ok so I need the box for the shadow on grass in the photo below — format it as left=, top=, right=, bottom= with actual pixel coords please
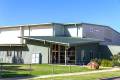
left=2, top=65, right=33, bottom=71
left=0, top=64, right=34, bottom=79
left=0, top=71, right=32, bottom=78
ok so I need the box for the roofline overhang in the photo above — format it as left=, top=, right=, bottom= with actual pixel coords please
left=20, top=37, right=102, bottom=47
left=0, top=44, right=25, bottom=46
left=21, top=37, right=70, bottom=46
left=0, top=23, right=53, bottom=29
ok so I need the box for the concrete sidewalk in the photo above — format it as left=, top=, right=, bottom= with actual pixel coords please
left=31, top=68, right=120, bottom=79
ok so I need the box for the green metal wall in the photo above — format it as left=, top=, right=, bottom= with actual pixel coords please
left=99, top=45, right=120, bottom=59
left=75, top=43, right=100, bottom=65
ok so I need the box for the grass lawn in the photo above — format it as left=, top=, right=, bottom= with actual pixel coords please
left=0, top=64, right=105, bottom=78
left=34, top=71, right=120, bottom=80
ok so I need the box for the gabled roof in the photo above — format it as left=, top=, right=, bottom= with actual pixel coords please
left=22, top=36, right=103, bottom=46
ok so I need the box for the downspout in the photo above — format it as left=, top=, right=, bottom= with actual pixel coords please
left=75, top=24, right=78, bottom=37
left=28, top=25, right=31, bottom=44
left=20, top=26, right=24, bottom=44
left=28, top=25, right=30, bottom=37
left=63, top=25, right=66, bottom=37
left=52, top=23, right=55, bottom=36
left=19, top=26, right=24, bottom=62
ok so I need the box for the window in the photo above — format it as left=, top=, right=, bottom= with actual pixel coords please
left=90, top=50, right=94, bottom=59
left=81, top=50, right=85, bottom=61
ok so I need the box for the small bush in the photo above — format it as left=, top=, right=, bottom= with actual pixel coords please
left=90, top=59, right=113, bottom=67
left=101, top=59, right=112, bottom=67
left=112, top=60, right=120, bottom=66
left=87, top=61, right=99, bottom=69
left=91, top=58, right=101, bottom=65
left=112, top=52, right=120, bottom=67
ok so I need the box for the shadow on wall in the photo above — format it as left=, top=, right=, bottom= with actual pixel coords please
left=0, top=46, right=29, bottom=64
left=99, top=45, right=113, bottom=59
left=11, top=46, right=29, bottom=64
left=64, top=27, right=72, bottom=37
left=12, top=56, right=24, bottom=64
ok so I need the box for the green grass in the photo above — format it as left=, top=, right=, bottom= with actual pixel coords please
left=35, top=71, right=120, bottom=80
left=0, top=64, right=98, bottom=78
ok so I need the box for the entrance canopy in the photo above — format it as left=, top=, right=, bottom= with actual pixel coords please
left=21, top=36, right=103, bottom=46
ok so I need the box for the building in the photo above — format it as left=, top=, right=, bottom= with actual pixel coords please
left=0, top=23, right=120, bottom=65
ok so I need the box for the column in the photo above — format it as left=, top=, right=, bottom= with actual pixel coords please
left=20, top=26, right=24, bottom=44
left=58, top=45, right=60, bottom=64
left=65, top=47, right=67, bottom=65
left=75, top=47, right=76, bottom=65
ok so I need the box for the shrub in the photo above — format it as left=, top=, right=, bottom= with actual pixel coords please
left=101, top=59, right=112, bottom=67
left=91, top=58, right=101, bottom=65
left=112, top=60, right=120, bottom=66
left=90, top=58, right=113, bottom=67
left=87, top=61, right=99, bottom=69
left=112, top=52, right=120, bottom=67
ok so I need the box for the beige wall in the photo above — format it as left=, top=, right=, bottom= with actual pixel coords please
left=0, top=27, right=21, bottom=44
left=24, top=25, right=53, bottom=36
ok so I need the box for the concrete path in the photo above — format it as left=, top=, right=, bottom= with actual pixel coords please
left=31, top=68, right=120, bottom=79
left=101, top=77, right=120, bottom=80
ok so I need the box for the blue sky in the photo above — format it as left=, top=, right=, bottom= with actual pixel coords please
left=0, top=0, right=120, bottom=32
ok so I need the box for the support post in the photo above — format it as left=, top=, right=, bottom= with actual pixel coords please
left=48, top=47, right=50, bottom=64
left=75, top=47, right=76, bottom=65
left=58, top=45, right=60, bottom=64
left=50, top=44, right=52, bottom=64
left=20, top=26, right=24, bottom=44
left=65, top=47, right=67, bottom=65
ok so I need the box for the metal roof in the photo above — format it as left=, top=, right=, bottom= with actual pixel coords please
left=22, top=36, right=103, bottom=46
left=0, top=22, right=119, bottom=34
left=0, top=23, right=52, bottom=29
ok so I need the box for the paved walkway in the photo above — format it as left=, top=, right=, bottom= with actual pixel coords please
left=101, top=77, right=120, bottom=80
left=31, top=68, right=120, bottom=79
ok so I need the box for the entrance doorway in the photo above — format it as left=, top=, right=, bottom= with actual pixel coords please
left=51, top=45, right=61, bottom=64
left=51, top=44, right=75, bottom=64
